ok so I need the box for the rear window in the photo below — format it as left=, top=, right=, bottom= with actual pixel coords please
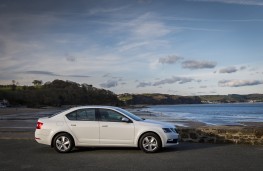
left=66, top=108, right=96, bottom=121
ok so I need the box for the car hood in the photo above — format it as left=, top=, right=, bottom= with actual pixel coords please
left=138, top=119, right=175, bottom=128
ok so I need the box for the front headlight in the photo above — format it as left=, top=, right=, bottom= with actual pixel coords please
left=171, top=128, right=178, bottom=133
left=162, top=128, right=172, bottom=133
left=163, top=128, right=178, bottom=133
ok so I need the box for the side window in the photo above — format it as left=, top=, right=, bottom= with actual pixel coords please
left=99, top=109, right=127, bottom=122
left=66, top=109, right=95, bottom=121
left=85, top=109, right=96, bottom=121
left=66, top=111, right=77, bottom=120
left=77, top=110, right=88, bottom=120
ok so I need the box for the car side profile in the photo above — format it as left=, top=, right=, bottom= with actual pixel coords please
left=35, top=106, right=179, bottom=153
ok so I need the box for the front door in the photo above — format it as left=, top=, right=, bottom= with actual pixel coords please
left=98, top=109, right=134, bottom=145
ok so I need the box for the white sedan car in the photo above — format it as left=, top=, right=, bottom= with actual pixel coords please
left=35, top=106, right=179, bottom=153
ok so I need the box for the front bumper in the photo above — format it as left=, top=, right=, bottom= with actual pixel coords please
left=163, top=133, right=179, bottom=147
left=167, top=138, right=178, bottom=144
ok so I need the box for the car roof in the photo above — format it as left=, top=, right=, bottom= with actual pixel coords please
left=68, top=105, right=120, bottom=111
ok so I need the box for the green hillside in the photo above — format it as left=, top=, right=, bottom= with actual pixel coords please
left=200, top=94, right=263, bottom=103
left=118, top=93, right=263, bottom=105
left=0, top=80, right=121, bottom=107
left=118, top=93, right=202, bottom=105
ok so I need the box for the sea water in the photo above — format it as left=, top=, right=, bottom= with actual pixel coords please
left=146, top=103, right=263, bottom=126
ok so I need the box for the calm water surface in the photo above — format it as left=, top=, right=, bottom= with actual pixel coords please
left=146, top=103, right=263, bottom=125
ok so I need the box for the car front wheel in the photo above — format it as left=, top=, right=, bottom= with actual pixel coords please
left=139, top=133, right=161, bottom=153
left=53, top=133, right=74, bottom=153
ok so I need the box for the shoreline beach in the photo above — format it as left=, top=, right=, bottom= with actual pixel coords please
left=0, top=107, right=262, bottom=145
left=1, top=106, right=263, bottom=128
left=126, top=107, right=263, bottom=128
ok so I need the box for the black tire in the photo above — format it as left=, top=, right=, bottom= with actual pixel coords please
left=53, top=133, right=74, bottom=153
left=139, top=132, right=161, bottom=153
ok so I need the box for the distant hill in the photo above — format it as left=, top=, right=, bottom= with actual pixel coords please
left=118, top=93, right=263, bottom=105
left=118, top=93, right=202, bottom=105
left=1, top=80, right=262, bottom=107
left=199, top=94, right=263, bottom=103
left=0, top=80, right=121, bottom=107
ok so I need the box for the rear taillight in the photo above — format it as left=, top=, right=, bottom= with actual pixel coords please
left=36, top=121, right=43, bottom=129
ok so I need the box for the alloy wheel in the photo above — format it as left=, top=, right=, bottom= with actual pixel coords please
left=142, top=136, right=158, bottom=152
left=55, top=136, right=71, bottom=152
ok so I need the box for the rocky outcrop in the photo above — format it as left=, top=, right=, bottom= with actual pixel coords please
left=178, top=126, right=263, bottom=145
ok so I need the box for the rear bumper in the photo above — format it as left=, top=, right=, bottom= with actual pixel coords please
left=35, top=129, right=51, bottom=145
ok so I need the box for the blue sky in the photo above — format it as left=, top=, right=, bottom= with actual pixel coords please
left=0, top=0, right=263, bottom=95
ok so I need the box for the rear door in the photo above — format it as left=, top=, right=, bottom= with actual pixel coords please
left=98, top=109, right=135, bottom=145
left=65, top=108, right=99, bottom=145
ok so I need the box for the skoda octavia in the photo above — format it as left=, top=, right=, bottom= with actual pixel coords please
left=35, top=106, right=179, bottom=153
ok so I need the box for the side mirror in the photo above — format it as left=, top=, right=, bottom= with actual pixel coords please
left=121, top=117, right=130, bottom=123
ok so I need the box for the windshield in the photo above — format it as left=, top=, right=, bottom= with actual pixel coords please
left=116, top=108, right=143, bottom=121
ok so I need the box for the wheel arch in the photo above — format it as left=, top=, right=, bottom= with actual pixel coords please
left=137, top=131, right=163, bottom=148
left=51, top=131, right=75, bottom=148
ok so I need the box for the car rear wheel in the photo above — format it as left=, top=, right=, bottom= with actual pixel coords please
left=53, top=133, right=74, bottom=153
left=139, top=133, right=161, bottom=153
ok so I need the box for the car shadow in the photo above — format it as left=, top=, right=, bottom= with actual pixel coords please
left=161, top=142, right=228, bottom=153
left=72, top=146, right=140, bottom=153
left=70, top=142, right=227, bottom=154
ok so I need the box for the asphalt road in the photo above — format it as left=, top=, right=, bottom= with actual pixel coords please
left=0, top=140, right=262, bottom=171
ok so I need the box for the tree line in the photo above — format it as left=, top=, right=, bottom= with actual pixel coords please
left=2, top=79, right=261, bottom=107
left=118, top=93, right=202, bottom=105
left=0, top=80, right=121, bottom=107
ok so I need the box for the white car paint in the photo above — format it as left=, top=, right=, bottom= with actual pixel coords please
left=35, top=106, right=179, bottom=152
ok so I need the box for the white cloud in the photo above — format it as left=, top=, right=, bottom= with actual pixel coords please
left=23, top=70, right=91, bottom=78
left=182, top=60, right=217, bottom=69
left=112, top=13, right=171, bottom=53
left=218, top=80, right=263, bottom=87
left=100, top=80, right=118, bottom=88
left=125, top=13, right=171, bottom=39
left=136, top=76, right=196, bottom=87
left=219, top=66, right=238, bottom=73
left=136, top=82, right=152, bottom=88
left=149, top=59, right=160, bottom=70
left=153, top=76, right=194, bottom=86
left=159, top=55, right=183, bottom=64
left=118, top=41, right=149, bottom=52
left=240, top=66, right=247, bottom=70
left=132, top=21, right=170, bottom=38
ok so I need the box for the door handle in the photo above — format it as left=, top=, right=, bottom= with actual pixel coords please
left=102, top=125, right=108, bottom=127
left=71, top=124, right=76, bottom=126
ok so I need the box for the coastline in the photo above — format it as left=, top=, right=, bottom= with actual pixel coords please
left=0, top=107, right=262, bottom=145
left=126, top=108, right=207, bottom=128
left=127, top=108, right=263, bottom=145
left=126, top=107, right=263, bottom=128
